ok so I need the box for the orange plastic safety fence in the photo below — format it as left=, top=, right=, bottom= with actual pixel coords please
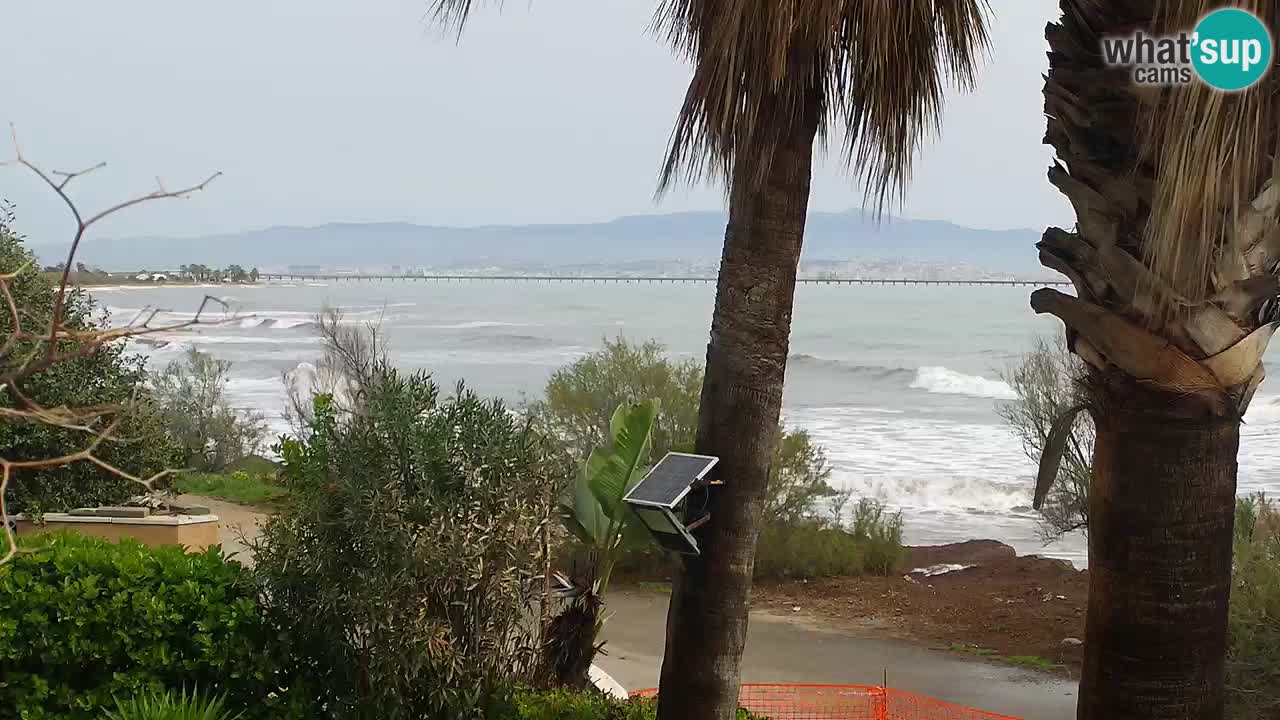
left=630, top=684, right=1023, bottom=720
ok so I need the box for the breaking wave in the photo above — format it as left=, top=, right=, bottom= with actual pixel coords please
left=789, top=354, right=1014, bottom=400
left=909, top=366, right=1016, bottom=400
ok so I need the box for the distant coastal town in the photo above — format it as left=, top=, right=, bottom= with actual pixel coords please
left=52, top=257, right=1060, bottom=286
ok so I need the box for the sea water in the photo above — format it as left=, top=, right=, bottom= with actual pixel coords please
left=94, top=281, right=1280, bottom=567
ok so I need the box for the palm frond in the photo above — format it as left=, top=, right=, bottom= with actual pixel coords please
left=1140, top=0, right=1279, bottom=309
left=426, top=0, right=497, bottom=33
left=655, top=0, right=991, bottom=208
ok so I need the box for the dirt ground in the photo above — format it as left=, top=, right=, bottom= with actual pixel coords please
left=752, top=540, right=1088, bottom=675
left=178, top=494, right=268, bottom=565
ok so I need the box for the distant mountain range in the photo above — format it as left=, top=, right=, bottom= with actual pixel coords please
left=33, top=209, right=1046, bottom=274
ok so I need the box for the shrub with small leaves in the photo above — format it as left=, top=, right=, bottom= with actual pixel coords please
left=0, top=534, right=290, bottom=720
left=252, top=366, right=566, bottom=720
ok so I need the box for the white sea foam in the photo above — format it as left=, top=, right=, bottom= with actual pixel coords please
left=423, top=320, right=531, bottom=330
left=238, top=316, right=315, bottom=329
left=182, top=334, right=323, bottom=345
left=911, top=563, right=975, bottom=577
left=909, top=366, right=1016, bottom=400
left=1245, top=394, right=1280, bottom=425
left=398, top=346, right=591, bottom=367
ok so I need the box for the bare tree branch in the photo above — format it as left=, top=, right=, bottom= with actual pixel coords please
left=1, top=131, right=224, bottom=564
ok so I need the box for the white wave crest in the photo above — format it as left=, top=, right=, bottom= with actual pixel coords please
left=1245, top=394, right=1280, bottom=425
left=909, top=366, right=1015, bottom=400
left=238, top=316, right=314, bottom=329
left=424, top=320, right=530, bottom=330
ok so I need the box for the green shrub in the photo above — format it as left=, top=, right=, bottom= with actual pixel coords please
left=1227, top=495, right=1280, bottom=720
left=252, top=367, right=565, bottom=720
left=0, top=209, right=183, bottom=513
left=754, top=501, right=904, bottom=580
left=0, top=534, right=287, bottom=720
left=848, top=498, right=907, bottom=575
left=755, top=521, right=870, bottom=579
left=613, top=499, right=904, bottom=582
left=106, top=688, right=243, bottom=720
left=150, top=348, right=268, bottom=471
left=531, top=337, right=836, bottom=527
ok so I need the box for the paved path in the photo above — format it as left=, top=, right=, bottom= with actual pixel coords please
left=597, top=591, right=1077, bottom=720
left=179, top=494, right=266, bottom=566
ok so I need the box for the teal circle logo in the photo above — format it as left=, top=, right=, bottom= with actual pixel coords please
left=1192, top=9, right=1273, bottom=91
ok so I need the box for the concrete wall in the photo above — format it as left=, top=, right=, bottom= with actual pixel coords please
left=16, top=515, right=221, bottom=552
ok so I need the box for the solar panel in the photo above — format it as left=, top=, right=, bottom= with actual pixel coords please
left=624, top=452, right=719, bottom=508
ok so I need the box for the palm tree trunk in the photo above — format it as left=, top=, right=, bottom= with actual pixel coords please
left=1078, top=382, right=1239, bottom=720
left=656, top=106, right=819, bottom=720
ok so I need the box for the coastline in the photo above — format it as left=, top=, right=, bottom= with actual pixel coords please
left=752, top=540, right=1087, bottom=676
left=622, top=539, right=1087, bottom=678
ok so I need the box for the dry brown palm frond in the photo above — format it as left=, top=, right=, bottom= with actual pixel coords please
left=1139, top=0, right=1279, bottom=313
left=654, top=0, right=990, bottom=208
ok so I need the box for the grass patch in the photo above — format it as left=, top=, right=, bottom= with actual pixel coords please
left=1005, top=655, right=1057, bottom=672
left=949, top=645, right=1055, bottom=672
left=636, top=581, right=672, bottom=594
left=173, top=470, right=287, bottom=508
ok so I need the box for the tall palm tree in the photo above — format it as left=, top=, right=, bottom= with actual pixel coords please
left=649, top=5, right=986, bottom=719
left=1036, top=2, right=1278, bottom=717
left=428, top=3, right=989, bottom=718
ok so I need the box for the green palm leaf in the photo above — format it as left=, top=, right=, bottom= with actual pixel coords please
left=589, top=399, right=658, bottom=523
left=560, top=448, right=611, bottom=545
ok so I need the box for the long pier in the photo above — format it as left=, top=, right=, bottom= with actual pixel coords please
left=261, top=273, right=1068, bottom=288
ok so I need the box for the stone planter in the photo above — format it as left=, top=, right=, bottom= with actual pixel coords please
left=15, top=508, right=221, bottom=552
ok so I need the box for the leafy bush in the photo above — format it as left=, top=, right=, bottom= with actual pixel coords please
left=1227, top=495, right=1280, bottom=720
left=754, top=521, right=871, bottom=579
left=615, top=498, right=904, bottom=582
left=533, top=337, right=701, bottom=462
left=252, top=366, right=565, bottom=720
left=754, top=500, right=904, bottom=580
left=0, top=211, right=182, bottom=513
left=532, top=337, right=837, bottom=527
left=0, top=534, right=286, bottom=720
left=150, top=348, right=268, bottom=471
left=107, top=689, right=243, bottom=720
left=848, top=497, right=907, bottom=575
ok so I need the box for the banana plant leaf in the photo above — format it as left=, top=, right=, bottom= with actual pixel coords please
left=559, top=399, right=658, bottom=551
left=560, top=449, right=610, bottom=546
left=589, top=399, right=658, bottom=522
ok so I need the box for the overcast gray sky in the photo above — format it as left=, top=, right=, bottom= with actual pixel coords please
left=2, top=1, right=1072, bottom=243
